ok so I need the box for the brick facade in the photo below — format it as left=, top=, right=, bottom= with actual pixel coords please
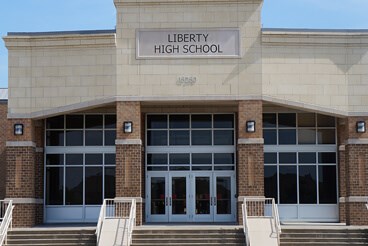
left=339, top=117, right=368, bottom=225
left=237, top=100, right=264, bottom=224
left=0, top=103, right=7, bottom=200
left=116, top=101, right=144, bottom=225
left=5, top=119, right=44, bottom=227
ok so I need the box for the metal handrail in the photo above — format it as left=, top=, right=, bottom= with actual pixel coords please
left=242, top=197, right=281, bottom=246
left=0, top=200, right=14, bottom=246
left=95, top=198, right=136, bottom=246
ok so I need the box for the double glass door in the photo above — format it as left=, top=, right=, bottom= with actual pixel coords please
left=146, top=171, right=235, bottom=223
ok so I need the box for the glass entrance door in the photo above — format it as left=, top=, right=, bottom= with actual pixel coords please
left=192, top=172, right=235, bottom=222
left=146, top=173, right=189, bottom=222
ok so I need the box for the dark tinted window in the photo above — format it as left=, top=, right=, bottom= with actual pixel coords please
left=85, top=167, right=103, bottom=205
left=192, top=115, right=212, bottom=128
left=46, top=167, right=63, bottom=205
left=65, top=167, right=83, bottom=205
left=66, top=115, right=84, bottom=129
left=214, top=114, right=234, bottom=128
left=264, top=166, right=278, bottom=203
left=46, top=116, right=64, bottom=129
left=85, top=115, right=103, bottom=129
left=279, top=166, right=297, bottom=204
left=319, top=166, right=337, bottom=204
left=263, top=113, right=276, bottom=128
left=299, top=166, right=317, bottom=204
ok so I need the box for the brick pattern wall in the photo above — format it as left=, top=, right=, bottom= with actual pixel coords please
left=238, top=100, right=262, bottom=139
left=12, top=204, right=43, bottom=227
left=0, top=103, right=7, bottom=199
left=116, top=101, right=143, bottom=225
left=341, top=116, right=368, bottom=225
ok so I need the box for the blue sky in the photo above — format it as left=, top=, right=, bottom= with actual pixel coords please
left=1, top=0, right=368, bottom=88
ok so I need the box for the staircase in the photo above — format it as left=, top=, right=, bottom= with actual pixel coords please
left=131, top=226, right=245, bottom=246
left=281, top=227, right=368, bottom=246
left=5, top=228, right=96, bottom=246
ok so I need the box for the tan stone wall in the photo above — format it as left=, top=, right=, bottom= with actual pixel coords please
left=5, top=33, right=116, bottom=116
left=115, top=0, right=262, bottom=98
left=0, top=103, right=7, bottom=199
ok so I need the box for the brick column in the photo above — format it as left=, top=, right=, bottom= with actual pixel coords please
left=116, top=101, right=143, bottom=225
left=340, top=117, right=368, bottom=225
left=0, top=103, right=8, bottom=200
left=237, top=100, right=264, bottom=224
left=6, top=119, right=44, bottom=227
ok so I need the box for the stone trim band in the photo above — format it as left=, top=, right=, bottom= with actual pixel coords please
left=5, top=198, right=43, bottom=204
left=238, top=138, right=264, bottom=145
left=339, top=196, right=368, bottom=203
left=6, top=141, right=36, bottom=148
left=115, top=139, right=142, bottom=145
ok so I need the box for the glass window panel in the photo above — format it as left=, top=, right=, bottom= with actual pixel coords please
left=46, top=131, right=64, bottom=146
left=279, top=166, right=297, bottom=204
left=46, top=154, right=64, bottom=165
left=264, top=166, right=278, bottom=203
left=318, top=153, right=336, bottom=164
left=66, top=130, right=83, bottom=146
left=85, top=167, right=103, bottom=205
left=216, top=177, right=231, bottom=214
left=65, top=167, right=83, bottom=205
left=46, top=116, right=64, bottom=129
left=105, top=154, right=116, bottom=165
left=85, top=130, right=103, bottom=146
left=169, top=130, right=189, bottom=145
left=85, top=154, right=103, bottom=165
left=192, top=153, right=212, bottom=165
left=264, top=129, right=277, bottom=145
left=104, top=130, right=116, bottom=146
left=299, top=166, right=317, bottom=204
left=298, top=129, right=316, bottom=144
left=264, top=153, right=277, bottom=164
left=169, top=115, right=189, bottom=129
left=299, top=153, right=316, bottom=164
left=298, top=113, right=316, bottom=127
left=263, top=113, right=277, bottom=128
left=214, top=114, right=234, bottom=128
left=169, top=154, right=190, bottom=165
left=214, top=130, right=234, bottom=145
left=196, top=177, right=210, bottom=214
left=104, top=115, right=116, bottom=129
left=105, top=167, right=115, bottom=199
left=191, top=115, right=212, bottom=128
left=66, top=115, right=84, bottom=129
left=85, top=115, right=103, bottom=129
left=279, top=129, right=296, bottom=145
left=317, top=114, right=335, bottom=127
left=214, top=166, right=234, bottom=171
left=192, top=130, right=212, bottom=145
left=151, top=177, right=166, bottom=215
left=319, top=166, right=337, bottom=204
left=317, top=129, right=336, bottom=144
left=147, top=154, right=168, bottom=165
left=147, top=131, right=167, bottom=146
left=279, top=152, right=297, bottom=164
left=278, top=113, right=296, bottom=128
left=192, top=166, right=212, bottom=171
left=147, top=166, right=168, bottom=171
left=66, top=154, right=83, bottom=165
left=46, top=167, right=63, bottom=205
left=147, top=115, right=167, bottom=129
left=214, top=153, right=234, bottom=165
left=172, top=177, right=187, bottom=214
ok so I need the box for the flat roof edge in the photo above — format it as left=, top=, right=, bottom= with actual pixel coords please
left=262, top=28, right=368, bottom=34
left=7, top=29, right=116, bottom=37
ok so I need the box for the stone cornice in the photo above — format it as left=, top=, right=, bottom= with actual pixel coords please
left=3, top=32, right=116, bottom=49
left=262, top=29, right=368, bottom=47
left=114, top=0, right=262, bottom=6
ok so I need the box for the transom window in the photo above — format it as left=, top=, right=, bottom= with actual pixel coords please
left=263, top=112, right=337, bottom=205
left=146, top=114, right=235, bottom=171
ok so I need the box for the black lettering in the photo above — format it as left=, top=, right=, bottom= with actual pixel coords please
left=183, top=45, right=189, bottom=53
left=190, top=34, right=195, bottom=42
left=203, top=33, right=209, bottom=42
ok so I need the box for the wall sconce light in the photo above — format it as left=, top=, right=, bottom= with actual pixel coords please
left=14, top=124, right=24, bottom=136
left=356, top=121, right=366, bottom=133
left=246, top=121, right=256, bottom=133
left=123, top=121, right=133, bottom=133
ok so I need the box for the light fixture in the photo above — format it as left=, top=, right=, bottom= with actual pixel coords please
left=246, top=121, right=256, bottom=133
left=356, top=121, right=366, bottom=133
left=123, top=121, right=133, bottom=133
left=14, top=124, right=24, bottom=136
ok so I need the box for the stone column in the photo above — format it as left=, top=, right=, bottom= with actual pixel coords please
left=340, top=116, right=368, bottom=225
left=6, top=119, right=44, bottom=227
left=237, top=100, right=264, bottom=224
left=115, top=101, right=143, bottom=225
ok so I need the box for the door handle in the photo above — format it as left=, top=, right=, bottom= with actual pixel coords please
left=165, top=197, right=168, bottom=206
left=210, top=197, right=213, bottom=206
left=214, top=197, right=217, bottom=206
left=169, top=197, right=172, bottom=206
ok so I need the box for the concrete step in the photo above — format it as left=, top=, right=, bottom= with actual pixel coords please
left=281, top=233, right=368, bottom=238
left=132, top=233, right=245, bottom=239
left=132, top=238, right=245, bottom=243
left=281, top=237, right=368, bottom=243
left=5, top=228, right=96, bottom=246
left=281, top=243, right=368, bottom=246
left=131, top=244, right=245, bottom=246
